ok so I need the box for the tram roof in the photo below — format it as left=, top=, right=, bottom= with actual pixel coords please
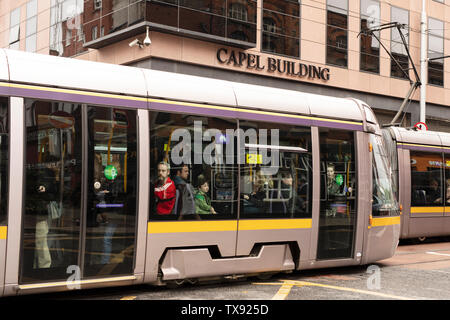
left=1, top=49, right=368, bottom=124
left=388, top=126, right=450, bottom=148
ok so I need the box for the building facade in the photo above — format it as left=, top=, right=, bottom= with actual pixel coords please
left=1, top=0, right=449, bottom=131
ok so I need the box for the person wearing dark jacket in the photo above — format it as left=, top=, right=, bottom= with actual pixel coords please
left=25, top=167, right=57, bottom=269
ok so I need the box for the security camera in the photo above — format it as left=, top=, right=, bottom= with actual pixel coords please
left=129, top=38, right=143, bottom=48
left=143, top=26, right=151, bottom=46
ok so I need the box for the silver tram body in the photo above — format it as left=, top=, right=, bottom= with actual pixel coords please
left=383, top=127, right=450, bottom=240
left=0, top=50, right=399, bottom=296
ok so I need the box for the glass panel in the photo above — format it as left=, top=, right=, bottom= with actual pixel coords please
left=327, top=8, right=347, bottom=28
left=21, top=100, right=82, bottom=283
left=179, top=0, right=225, bottom=16
left=27, top=0, right=38, bottom=18
left=263, top=11, right=299, bottom=37
left=262, top=33, right=299, bottom=57
left=370, top=135, right=398, bottom=216
left=84, top=106, right=137, bottom=277
left=149, top=112, right=238, bottom=220
left=410, top=151, right=444, bottom=207
left=26, top=16, right=37, bottom=37
left=239, top=121, right=312, bottom=219
left=0, top=98, right=8, bottom=226
left=391, top=52, right=409, bottom=79
left=146, top=1, right=178, bottom=27
left=328, top=0, right=347, bottom=14
left=317, top=129, right=356, bottom=260
left=179, top=7, right=226, bottom=37
left=263, top=0, right=300, bottom=16
left=445, top=154, right=450, bottom=206
left=227, top=19, right=256, bottom=43
left=25, top=34, right=37, bottom=52
left=10, top=8, right=21, bottom=27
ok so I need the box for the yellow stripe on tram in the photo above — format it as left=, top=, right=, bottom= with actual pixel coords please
left=371, top=216, right=400, bottom=227
left=148, top=219, right=313, bottom=234
left=148, top=220, right=238, bottom=234
left=238, top=219, right=312, bottom=231
left=0, top=226, right=7, bottom=240
left=410, top=207, right=445, bottom=214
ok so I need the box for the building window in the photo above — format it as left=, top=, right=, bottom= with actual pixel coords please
left=360, top=0, right=380, bottom=74
left=428, top=18, right=444, bottom=86
left=326, top=0, right=348, bottom=67
left=25, top=0, right=38, bottom=53
left=50, top=0, right=85, bottom=57
left=9, top=8, right=21, bottom=50
left=390, top=7, right=409, bottom=79
left=262, top=0, right=300, bottom=58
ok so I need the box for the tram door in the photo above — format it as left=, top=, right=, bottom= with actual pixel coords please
left=20, top=101, right=137, bottom=284
left=317, top=129, right=357, bottom=260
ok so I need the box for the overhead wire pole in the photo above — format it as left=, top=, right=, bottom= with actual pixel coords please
left=420, top=0, right=427, bottom=124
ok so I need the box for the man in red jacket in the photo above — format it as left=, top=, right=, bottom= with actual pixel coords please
left=154, top=161, right=176, bottom=215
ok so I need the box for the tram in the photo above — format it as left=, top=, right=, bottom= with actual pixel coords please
left=383, top=127, right=450, bottom=241
left=0, top=49, right=399, bottom=296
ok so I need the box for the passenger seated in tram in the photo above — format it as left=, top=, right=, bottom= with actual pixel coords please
left=153, top=161, right=176, bottom=215
left=194, top=175, right=217, bottom=215
left=241, top=168, right=269, bottom=214
left=428, top=178, right=443, bottom=204
left=446, top=179, right=450, bottom=204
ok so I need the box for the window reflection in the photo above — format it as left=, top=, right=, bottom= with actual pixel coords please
left=21, top=99, right=82, bottom=283
left=360, top=0, right=380, bottom=74
left=327, top=0, right=348, bottom=67
left=239, top=121, right=312, bottom=219
left=0, top=98, right=8, bottom=226
left=262, top=0, right=300, bottom=58
left=410, top=151, right=444, bottom=207
left=428, top=18, right=444, bottom=86
left=149, top=112, right=238, bottom=220
left=317, top=129, right=356, bottom=260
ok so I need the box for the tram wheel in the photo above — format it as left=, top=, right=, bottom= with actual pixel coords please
left=417, top=237, right=427, bottom=242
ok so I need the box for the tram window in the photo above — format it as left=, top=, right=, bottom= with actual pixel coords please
left=149, top=112, right=238, bottom=220
left=410, top=151, right=444, bottom=207
left=370, top=135, right=398, bottom=216
left=0, top=98, right=8, bottom=226
left=239, top=121, right=312, bottom=219
left=84, top=106, right=137, bottom=277
left=445, top=154, right=450, bottom=205
left=317, top=128, right=356, bottom=260
left=21, top=99, right=82, bottom=282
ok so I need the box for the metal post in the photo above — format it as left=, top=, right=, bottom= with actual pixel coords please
left=420, top=0, right=427, bottom=124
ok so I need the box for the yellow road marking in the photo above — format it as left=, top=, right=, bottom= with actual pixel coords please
left=271, top=281, right=298, bottom=300
left=254, top=280, right=417, bottom=300
left=120, top=296, right=137, bottom=300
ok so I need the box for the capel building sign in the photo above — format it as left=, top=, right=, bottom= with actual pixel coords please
left=217, top=48, right=330, bottom=81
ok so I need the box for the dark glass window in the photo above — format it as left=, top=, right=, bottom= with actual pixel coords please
left=428, top=18, right=444, bottom=86
left=370, top=135, right=398, bottom=216
left=50, top=0, right=86, bottom=57
left=262, top=0, right=300, bottom=58
left=445, top=154, right=450, bottom=206
left=317, top=129, right=357, bottom=260
left=327, top=0, right=348, bottom=67
left=360, top=0, right=380, bottom=74
left=21, top=100, right=82, bottom=282
left=0, top=98, right=8, bottom=226
left=239, top=121, right=312, bottom=219
left=87, top=0, right=256, bottom=46
left=390, top=7, right=409, bottom=79
left=410, top=151, right=444, bottom=207
left=149, top=112, right=238, bottom=221
left=84, top=106, right=137, bottom=277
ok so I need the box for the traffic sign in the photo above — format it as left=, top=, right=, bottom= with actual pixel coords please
left=414, top=122, right=428, bottom=131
